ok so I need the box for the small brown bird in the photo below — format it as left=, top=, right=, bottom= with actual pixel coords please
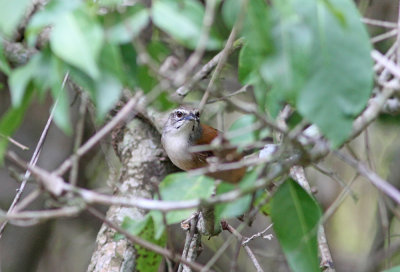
left=161, top=106, right=246, bottom=183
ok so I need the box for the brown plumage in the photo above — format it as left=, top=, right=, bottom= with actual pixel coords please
left=162, top=107, right=246, bottom=183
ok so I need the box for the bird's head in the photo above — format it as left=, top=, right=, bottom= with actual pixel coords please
left=162, top=106, right=202, bottom=141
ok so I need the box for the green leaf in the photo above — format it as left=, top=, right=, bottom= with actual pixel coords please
left=295, top=0, right=373, bottom=147
left=94, top=73, right=122, bottom=119
left=0, top=0, right=31, bottom=37
left=159, top=173, right=214, bottom=224
left=9, top=49, right=59, bottom=107
left=0, top=86, right=34, bottom=162
left=50, top=78, right=72, bottom=135
left=149, top=210, right=165, bottom=240
left=50, top=9, right=103, bottom=79
left=121, top=215, right=151, bottom=236
left=254, top=190, right=271, bottom=216
left=104, top=5, right=150, bottom=44
left=270, top=179, right=321, bottom=272
left=228, top=114, right=257, bottom=146
left=9, top=57, right=37, bottom=107
left=26, top=0, right=81, bottom=46
left=240, top=0, right=373, bottom=146
left=0, top=42, right=10, bottom=75
left=135, top=217, right=166, bottom=272
left=92, top=43, right=124, bottom=119
left=222, top=0, right=240, bottom=29
left=152, top=0, right=223, bottom=50
left=137, top=65, right=158, bottom=93
left=383, top=266, right=400, bottom=272
left=215, top=169, right=259, bottom=222
left=120, top=215, right=165, bottom=272
left=120, top=44, right=138, bottom=89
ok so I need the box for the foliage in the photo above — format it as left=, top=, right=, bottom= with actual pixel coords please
left=159, top=172, right=214, bottom=224
left=119, top=216, right=166, bottom=272
left=270, top=179, right=322, bottom=272
left=0, top=0, right=384, bottom=271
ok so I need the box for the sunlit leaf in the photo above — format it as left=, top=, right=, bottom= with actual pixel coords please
left=94, top=73, right=122, bottom=119
left=152, top=0, right=223, bottom=50
left=0, top=87, right=34, bottom=162
left=26, top=0, right=81, bottom=46
left=0, top=0, right=31, bottom=37
left=104, top=5, right=150, bottom=44
left=159, top=172, right=214, bottom=224
left=383, top=266, right=400, bottom=272
left=50, top=9, right=103, bottom=79
left=295, top=0, right=373, bottom=147
left=228, top=114, right=257, bottom=146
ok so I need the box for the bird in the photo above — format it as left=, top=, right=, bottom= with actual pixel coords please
left=161, top=106, right=246, bottom=183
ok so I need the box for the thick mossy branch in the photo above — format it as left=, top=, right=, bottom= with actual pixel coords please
left=87, top=117, right=177, bottom=272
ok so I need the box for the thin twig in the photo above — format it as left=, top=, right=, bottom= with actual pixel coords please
left=206, top=85, right=249, bottom=104
left=69, top=94, right=88, bottom=186
left=55, top=94, right=141, bottom=176
left=0, top=134, right=29, bottom=150
left=224, top=224, right=264, bottom=272
left=242, top=224, right=274, bottom=246
left=174, top=0, right=218, bottom=86
left=198, top=23, right=239, bottom=111
left=333, top=151, right=400, bottom=205
left=174, top=39, right=244, bottom=99
left=371, top=29, right=397, bottom=44
left=312, top=163, right=358, bottom=201
left=362, top=18, right=398, bottom=28
left=0, top=72, right=69, bottom=238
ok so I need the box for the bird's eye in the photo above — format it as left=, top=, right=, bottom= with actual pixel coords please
left=176, top=111, right=183, bottom=118
left=195, top=111, right=200, bottom=118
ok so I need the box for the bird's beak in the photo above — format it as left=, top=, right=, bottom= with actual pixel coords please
left=183, top=113, right=197, bottom=121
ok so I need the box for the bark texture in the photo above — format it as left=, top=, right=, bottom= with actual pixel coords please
left=87, top=117, right=176, bottom=272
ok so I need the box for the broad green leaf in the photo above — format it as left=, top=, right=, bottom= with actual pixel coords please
left=120, top=44, right=138, bottom=89
left=159, top=173, right=214, bottom=224
left=50, top=9, right=103, bottom=79
left=215, top=169, right=259, bottom=222
left=384, top=266, right=400, bottom=272
left=0, top=42, right=10, bottom=75
left=152, top=0, right=223, bottom=50
left=94, top=43, right=124, bottom=119
left=0, top=87, right=34, bottom=162
left=104, top=5, right=150, bottom=44
left=222, top=0, right=240, bottom=29
left=295, top=0, right=373, bottom=147
left=94, top=73, right=122, bottom=119
left=9, top=57, right=38, bottom=107
left=149, top=210, right=165, bottom=240
left=238, top=43, right=263, bottom=85
left=254, top=190, right=271, bottom=216
left=240, top=0, right=373, bottom=146
left=26, top=0, right=81, bottom=46
left=0, top=0, right=31, bottom=37
left=270, top=179, right=321, bottom=272
left=147, top=40, right=171, bottom=63
left=138, top=65, right=158, bottom=93
left=50, top=77, right=72, bottom=134
left=121, top=215, right=151, bottom=236
left=228, top=114, right=257, bottom=146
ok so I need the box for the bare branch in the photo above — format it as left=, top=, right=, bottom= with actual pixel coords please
left=0, top=72, right=69, bottom=238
